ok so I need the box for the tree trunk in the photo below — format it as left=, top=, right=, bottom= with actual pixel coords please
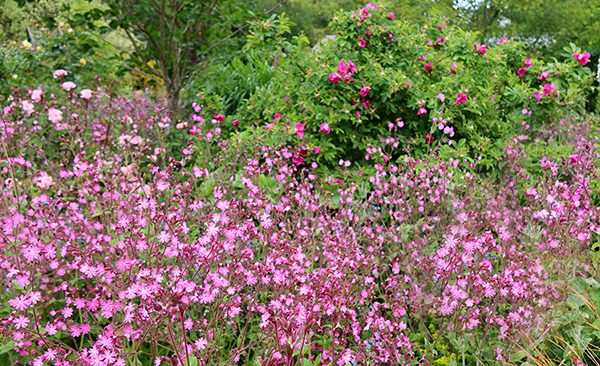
left=165, top=79, right=180, bottom=117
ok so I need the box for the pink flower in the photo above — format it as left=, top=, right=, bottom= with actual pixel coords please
left=338, top=61, right=348, bottom=77
left=52, top=69, right=68, bottom=78
left=450, top=62, right=458, bottom=75
left=232, top=119, right=239, bottom=128
left=365, top=2, right=379, bottom=10
left=543, top=83, right=555, bottom=96
left=285, top=96, right=289, bottom=103
left=436, top=37, right=445, bottom=46
left=36, top=171, right=54, bottom=190
left=569, top=154, right=581, bottom=164
left=265, top=123, right=275, bottom=131
left=61, top=81, right=76, bottom=91
left=424, top=62, right=434, bottom=73
left=359, top=37, right=366, bottom=48
left=572, top=52, right=591, bottom=65
left=48, top=108, right=63, bottom=123
left=348, top=60, right=357, bottom=72
left=360, top=86, right=371, bottom=96
left=497, top=37, right=508, bottom=44
left=273, top=113, right=282, bottom=123
left=360, top=8, right=370, bottom=16
left=474, top=43, right=487, bottom=54
left=456, top=92, right=468, bottom=105
left=314, top=146, right=321, bottom=154
left=417, top=108, right=427, bottom=115
left=21, top=100, right=34, bottom=116
left=388, top=13, right=395, bottom=20
left=320, top=123, right=331, bottom=134
left=524, top=58, right=532, bottom=67
left=539, top=71, right=550, bottom=81
left=295, top=123, right=305, bottom=139
left=80, top=89, right=92, bottom=100
left=533, top=92, right=542, bottom=102
left=437, top=93, right=445, bottom=102
left=517, top=68, right=527, bottom=77
left=214, top=114, right=224, bottom=123
left=31, top=88, right=43, bottom=102
left=329, top=73, right=343, bottom=83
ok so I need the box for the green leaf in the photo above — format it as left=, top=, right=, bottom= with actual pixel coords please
left=0, top=341, right=14, bottom=354
left=566, top=295, right=585, bottom=310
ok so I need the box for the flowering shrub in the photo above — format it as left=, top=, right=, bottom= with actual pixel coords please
left=0, top=21, right=122, bottom=99
left=202, top=3, right=594, bottom=171
left=0, top=67, right=598, bottom=366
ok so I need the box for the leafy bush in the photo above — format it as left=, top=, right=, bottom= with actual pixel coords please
left=0, top=20, right=125, bottom=99
left=200, top=3, right=594, bottom=172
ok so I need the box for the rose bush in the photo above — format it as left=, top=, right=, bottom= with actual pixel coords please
left=196, top=3, right=595, bottom=172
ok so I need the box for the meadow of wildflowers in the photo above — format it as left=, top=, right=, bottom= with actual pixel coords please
left=0, top=3, right=599, bottom=366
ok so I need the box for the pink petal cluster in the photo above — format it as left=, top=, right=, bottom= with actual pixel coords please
left=572, top=52, right=590, bottom=65
left=61, top=81, right=77, bottom=91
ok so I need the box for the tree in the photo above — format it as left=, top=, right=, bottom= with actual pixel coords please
left=67, top=0, right=284, bottom=114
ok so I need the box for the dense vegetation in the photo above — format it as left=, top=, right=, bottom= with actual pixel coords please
left=0, top=1, right=599, bottom=366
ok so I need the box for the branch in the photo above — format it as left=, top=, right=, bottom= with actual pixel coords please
left=198, top=0, right=287, bottom=59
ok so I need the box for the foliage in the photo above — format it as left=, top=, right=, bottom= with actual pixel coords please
left=0, top=20, right=126, bottom=98
left=199, top=4, right=594, bottom=173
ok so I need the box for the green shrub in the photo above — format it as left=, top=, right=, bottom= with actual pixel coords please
left=196, top=4, right=594, bottom=172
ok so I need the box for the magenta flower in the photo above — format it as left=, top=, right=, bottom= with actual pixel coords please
left=388, top=13, right=395, bottom=20
left=365, top=2, right=379, bottom=10
left=360, top=86, right=371, bottom=96
left=338, top=61, right=348, bottom=77
left=572, top=52, right=591, bottom=65
left=456, top=93, right=468, bottom=105
left=265, top=123, right=275, bottom=131
left=569, top=154, right=581, bottom=164
left=232, top=119, right=239, bottom=128
left=524, top=58, right=532, bottom=67
left=497, top=37, right=508, bottom=44
left=214, top=114, right=224, bottom=123
left=425, top=134, right=435, bottom=144
left=474, top=43, right=487, bottom=54
left=424, top=62, right=434, bottom=73
left=295, top=123, right=305, bottom=139
left=539, top=71, right=550, bottom=81
left=417, top=108, right=427, bottom=115
left=329, top=73, right=343, bottom=83
left=348, top=60, right=357, bottom=72
left=517, top=68, right=527, bottom=77
left=533, top=92, right=542, bottom=102
left=359, top=37, right=366, bottom=48
left=314, top=146, right=321, bottom=154
left=320, top=123, right=331, bottom=134
left=360, top=8, right=370, bottom=16
left=285, top=96, right=289, bottom=103
left=436, top=37, right=445, bottom=46
left=450, top=62, right=458, bottom=75
left=273, top=113, right=282, bottom=123
left=543, top=83, right=555, bottom=96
